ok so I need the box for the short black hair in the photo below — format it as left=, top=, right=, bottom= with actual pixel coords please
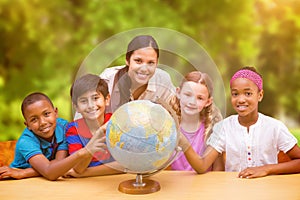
left=21, top=92, right=54, bottom=117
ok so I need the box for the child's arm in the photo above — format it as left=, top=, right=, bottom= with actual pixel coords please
left=212, top=153, right=225, bottom=171
left=184, top=145, right=220, bottom=173
left=179, top=132, right=220, bottom=173
left=55, top=150, right=68, bottom=160
left=29, top=131, right=106, bottom=181
left=0, top=166, right=40, bottom=179
left=28, top=148, right=90, bottom=181
left=65, top=161, right=124, bottom=178
left=71, top=153, right=93, bottom=174
left=239, top=144, right=300, bottom=178
left=71, top=129, right=107, bottom=174
left=0, top=150, right=68, bottom=180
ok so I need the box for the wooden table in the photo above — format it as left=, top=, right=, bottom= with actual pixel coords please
left=1, top=171, right=300, bottom=200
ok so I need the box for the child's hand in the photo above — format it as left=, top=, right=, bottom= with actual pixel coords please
left=100, top=122, right=108, bottom=133
left=63, top=168, right=81, bottom=178
left=0, top=166, right=24, bottom=179
left=178, top=132, right=190, bottom=152
left=85, top=128, right=107, bottom=155
left=238, top=166, right=269, bottom=179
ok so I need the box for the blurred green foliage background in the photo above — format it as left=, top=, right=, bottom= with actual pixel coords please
left=0, top=0, right=300, bottom=141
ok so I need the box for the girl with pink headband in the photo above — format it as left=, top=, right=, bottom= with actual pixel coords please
left=230, top=68, right=263, bottom=91
left=179, top=66, right=300, bottom=178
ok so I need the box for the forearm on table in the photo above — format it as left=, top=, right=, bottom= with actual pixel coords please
left=31, top=148, right=91, bottom=180
left=72, top=153, right=93, bottom=174
left=54, top=148, right=91, bottom=173
left=77, top=164, right=124, bottom=177
left=266, top=159, right=300, bottom=175
left=21, top=168, right=40, bottom=178
left=266, top=145, right=300, bottom=175
left=13, top=167, right=40, bottom=179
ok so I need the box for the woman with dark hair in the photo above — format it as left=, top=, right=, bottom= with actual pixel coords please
left=65, top=36, right=176, bottom=177
left=100, top=35, right=175, bottom=112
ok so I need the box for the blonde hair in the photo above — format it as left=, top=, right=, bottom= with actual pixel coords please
left=169, top=71, right=222, bottom=141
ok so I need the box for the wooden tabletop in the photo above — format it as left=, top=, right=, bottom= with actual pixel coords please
left=1, top=170, right=300, bottom=200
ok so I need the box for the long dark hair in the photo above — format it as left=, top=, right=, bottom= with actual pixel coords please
left=113, top=35, right=160, bottom=107
left=125, top=35, right=159, bottom=62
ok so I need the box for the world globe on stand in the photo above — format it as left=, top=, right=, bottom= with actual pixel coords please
left=106, top=100, right=180, bottom=194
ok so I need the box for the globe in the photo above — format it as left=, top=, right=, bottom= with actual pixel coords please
left=106, top=100, right=178, bottom=174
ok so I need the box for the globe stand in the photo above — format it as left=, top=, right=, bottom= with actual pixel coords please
left=118, top=174, right=160, bottom=194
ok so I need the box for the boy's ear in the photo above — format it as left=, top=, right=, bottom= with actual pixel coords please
left=24, top=120, right=32, bottom=131
left=54, top=107, right=58, bottom=117
left=72, top=102, right=79, bottom=112
left=24, top=121, right=28, bottom=128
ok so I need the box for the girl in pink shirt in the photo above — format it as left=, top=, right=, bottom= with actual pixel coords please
left=169, top=71, right=223, bottom=171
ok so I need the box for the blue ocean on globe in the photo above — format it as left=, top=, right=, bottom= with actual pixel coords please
left=106, top=100, right=178, bottom=173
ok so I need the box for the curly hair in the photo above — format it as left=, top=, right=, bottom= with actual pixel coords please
left=169, top=71, right=222, bottom=141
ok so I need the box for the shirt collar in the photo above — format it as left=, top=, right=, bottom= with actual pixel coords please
left=39, top=120, right=65, bottom=148
left=147, top=74, right=157, bottom=92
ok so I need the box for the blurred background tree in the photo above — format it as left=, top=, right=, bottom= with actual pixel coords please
left=0, top=0, right=299, bottom=141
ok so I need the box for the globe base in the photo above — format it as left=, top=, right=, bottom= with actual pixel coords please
left=118, top=178, right=160, bottom=194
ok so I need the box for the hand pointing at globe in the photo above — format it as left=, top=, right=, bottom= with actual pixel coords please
left=85, top=128, right=107, bottom=155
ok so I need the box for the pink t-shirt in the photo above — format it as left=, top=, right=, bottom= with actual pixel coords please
left=171, top=122, right=211, bottom=171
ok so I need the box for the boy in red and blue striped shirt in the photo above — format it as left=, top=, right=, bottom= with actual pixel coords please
left=65, top=74, right=121, bottom=177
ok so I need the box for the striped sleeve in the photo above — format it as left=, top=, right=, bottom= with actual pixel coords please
left=65, top=121, right=83, bottom=155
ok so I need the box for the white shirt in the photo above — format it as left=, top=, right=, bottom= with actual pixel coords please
left=100, top=65, right=175, bottom=112
left=207, top=113, right=297, bottom=172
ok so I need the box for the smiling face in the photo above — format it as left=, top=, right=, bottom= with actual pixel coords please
left=23, top=99, right=58, bottom=142
left=177, top=81, right=212, bottom=117
left=126, top=47, right=158, bottom=90
left=230, top=78, right=264, bottom=121
left=75, top=90, right=110, bottom=124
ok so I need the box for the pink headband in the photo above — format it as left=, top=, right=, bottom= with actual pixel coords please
left=230, top=69, right=263, bottom=90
